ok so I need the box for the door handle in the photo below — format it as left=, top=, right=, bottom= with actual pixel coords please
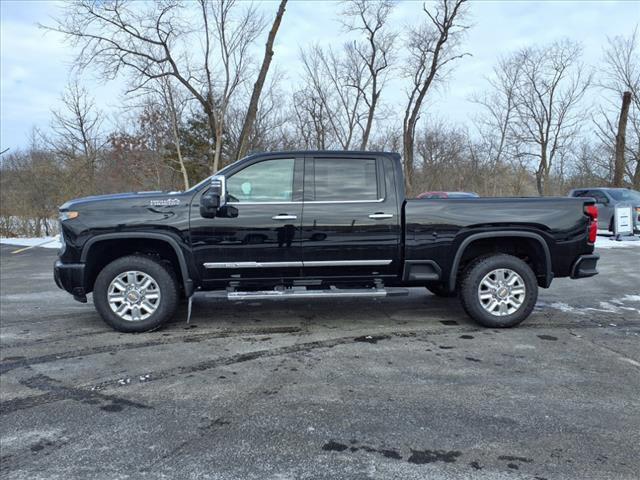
left=369, top=213, right=393, bottom=219
left=272, top=214, right=297, bottom=220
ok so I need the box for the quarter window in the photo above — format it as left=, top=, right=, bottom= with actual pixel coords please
left=227, top=159, right=295, bottom=203
left=313, top=158, right=379, bottom=201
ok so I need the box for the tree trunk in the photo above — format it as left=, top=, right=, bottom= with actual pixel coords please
left=360, top=89, right=378, bottom=151
left=235, top=0, right=287, bottom=161
left=613, top=91, right=632, bottom=187
left=166, top=81, right=190, bottom=190
left=536, top=142, right=549, bottom=196
left=206, top=109, right=217, bottom=173
left=403, top=130, right=414, bottom=195
left=213, top=124, right=223, bottom=173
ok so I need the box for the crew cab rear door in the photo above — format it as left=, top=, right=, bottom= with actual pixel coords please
left=301, top=154, right=401, bottom=279
left=190, top=156, right=304, bottom=284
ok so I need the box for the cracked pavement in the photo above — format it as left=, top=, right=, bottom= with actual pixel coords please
left=1, top=243, right=639, bottom=479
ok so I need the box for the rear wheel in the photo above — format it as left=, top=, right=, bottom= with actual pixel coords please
left=93, top=255, right=179, bottom=332
left=459, top=254, right=537, bottom=328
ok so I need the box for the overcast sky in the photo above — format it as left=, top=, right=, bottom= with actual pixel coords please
left=1, top=0, right=639, bottom=152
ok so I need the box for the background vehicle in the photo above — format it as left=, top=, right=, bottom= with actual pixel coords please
left=569, top=188, right=640, bottom=233
left=417, top=191, right=479, bottom=199
left=55, top=151, right=599, bottom=333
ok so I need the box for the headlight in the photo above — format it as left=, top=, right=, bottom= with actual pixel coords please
left=59, top=211, right=79, bottom=221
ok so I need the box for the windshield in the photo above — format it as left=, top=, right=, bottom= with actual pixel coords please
left=608, top=189, right=640, bottom=202
left=186, top=163, right=236, bottom=193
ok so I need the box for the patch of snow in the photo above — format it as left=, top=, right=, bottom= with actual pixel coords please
left=595, top=235, right=640, bottom=249
left=599, top=302, right=622, bottom=312
left=549, top=302, right=580, bottom=313
left=539, top=299, right=640, bottom=316
left=622, top=295, right=640, bottom=302
left=0, top=236, right=61, bottom=249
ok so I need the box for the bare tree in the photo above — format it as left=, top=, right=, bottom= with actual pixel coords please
left=471, top=56, right=522, bottom=195
left=613, top=91, right=632, bottom=186
left=48, top=80, right=105, bottom=191
left=597, top=27, right=640, bottom=188
left=402, top=0, right=469, bottom=194
left=235, top=0, right=287, bottom=160
left=48, top=0, right=266, bottom=173
left=291, top=87, right=330, bottom=149
left=511, top=40, right=591, bottom=195
left=341, top=0, right=396, bottom=150
left=158, top=77, right=190, bottom=189
left=299, top=44, right=368, bottom=149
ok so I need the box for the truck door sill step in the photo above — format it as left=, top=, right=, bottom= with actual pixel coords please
left=227, top=287, right=408, bottom=301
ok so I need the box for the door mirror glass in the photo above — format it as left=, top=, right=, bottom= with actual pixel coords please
left=200, top=175, right=226, bottom=218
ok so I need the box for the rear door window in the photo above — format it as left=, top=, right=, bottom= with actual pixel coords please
left=311, top=158, right=379, bottom=201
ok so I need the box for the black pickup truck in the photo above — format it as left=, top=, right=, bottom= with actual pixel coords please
left=55, top=151, right=600, bottom=332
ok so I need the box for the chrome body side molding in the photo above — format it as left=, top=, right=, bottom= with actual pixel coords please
left=203, top=259, right=393, bottom=269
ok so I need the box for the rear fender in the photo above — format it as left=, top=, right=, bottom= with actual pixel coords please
left=449, top=231, right=552, bottom=290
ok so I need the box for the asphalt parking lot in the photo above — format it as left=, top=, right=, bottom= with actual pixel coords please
left=1, top=241, right=639, bottom=480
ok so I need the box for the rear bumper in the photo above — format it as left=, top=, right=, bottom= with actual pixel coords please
left=570, top=254, right=599, bottom=279
left=54, top=260, right=87, bottom=302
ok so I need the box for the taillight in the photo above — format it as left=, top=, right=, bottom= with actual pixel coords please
left=584, top=204, right=598, bottom=244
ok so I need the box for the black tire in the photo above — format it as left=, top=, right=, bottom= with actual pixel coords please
left=93, top=255, right=179, bottom=333
left=459, top=254, right=538, bottom=328
left=425, top=283, right=457, bottom=297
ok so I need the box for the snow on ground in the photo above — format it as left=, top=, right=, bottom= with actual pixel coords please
left=594, top=234, right=640, bottom=249
left=0, top=236, right=61, bottom=250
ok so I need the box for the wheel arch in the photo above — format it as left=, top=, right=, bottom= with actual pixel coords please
left=448, top=231, right=552, bottom=291
left=81, top=233, right=194, bottom=296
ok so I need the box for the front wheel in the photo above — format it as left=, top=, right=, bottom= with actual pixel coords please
left=459, top=254, right=538, bottom=328
left=93, top=255, right=179, bottom=332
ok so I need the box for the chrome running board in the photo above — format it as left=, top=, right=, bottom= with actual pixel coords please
left=227, top=286, right=407, bottom=301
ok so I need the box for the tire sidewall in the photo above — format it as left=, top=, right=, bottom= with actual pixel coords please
left=93, top=256, right=178, bottom=332
left=461, top=255, right=538, bottom=328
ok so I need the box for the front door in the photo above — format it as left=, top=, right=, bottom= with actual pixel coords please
left=190, top=157, right=304, bottom=286
left=300, top=155, right=401, bottom=280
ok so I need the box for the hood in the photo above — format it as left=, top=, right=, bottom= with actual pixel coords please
left=59, top=191, right=182, bottom=211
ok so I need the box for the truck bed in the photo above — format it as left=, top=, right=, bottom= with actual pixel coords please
left=403, top=196, right=595, bottom=285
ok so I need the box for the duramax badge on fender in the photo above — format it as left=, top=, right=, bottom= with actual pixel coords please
left=54, top=151, right=600, bottom=332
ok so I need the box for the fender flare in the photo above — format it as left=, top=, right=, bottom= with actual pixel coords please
left=81, top=232, right=194, bottom=296
left=448, top=231, right=552, bottom=291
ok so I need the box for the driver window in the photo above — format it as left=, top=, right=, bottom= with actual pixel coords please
left=227, top=159, right=295, bottom=203
left=589, top=190, right=608, bottom=204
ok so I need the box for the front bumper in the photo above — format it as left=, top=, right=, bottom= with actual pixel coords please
left=54, top=260, right=87, bottom=302
left=570, top=254, right=599, bottom=279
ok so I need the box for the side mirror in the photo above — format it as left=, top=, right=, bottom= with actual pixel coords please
left=200, top=175, right=226, bottom=218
